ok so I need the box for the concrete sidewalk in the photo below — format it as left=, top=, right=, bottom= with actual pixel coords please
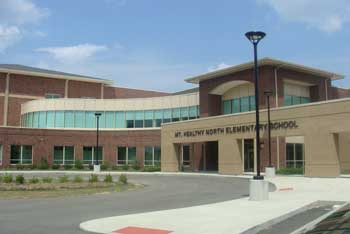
left=80, top=176, right=350, bottom=234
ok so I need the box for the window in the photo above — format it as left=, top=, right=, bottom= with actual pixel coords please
left=182, top=145, right=190, bottom=166
left=105, top=111, right=115, bottom=128
left=172, top=108, right=181, bottom=122
left=47, top=111, right=55, bottom=128
left=99, top=112, right=105, bottom=128
left=180, top=107, right=189, bottom=121
left=74, top=111, right=84, bottom=128
left=53, top=146, right=74, bottom=165
left=126, top=111, right=135, bottom=128
left=55, top=111, right=64, bottom=128
left=33, top=112, right=39, bottom=128
left=64, top=111, right=74, bottom=128
left=39, top=111, right=47, bottom=128
left=83, top=146, right=103, bottom=164
left=45, top=93, right=61, bottom=99
left=27, top=112, right=33, bottom=127
left=189, top=106, right=198, bottom=119
left=223, top=100, right=231, bottom=114
left=117, top=146, right=136, bottom=165
left=10, top=145, right=32, bottom=164
left=154, top=110, right=163, bottom=127
left=144, top=110, right=153, bottom=127
left=284, top=95, right=310, bottom=106
left=116, top=111, right=125, bottom=128
left=222, top=96, right=255, bottom=114
left=0, top=145, right=2, bottom=165
left=135, top=111, right=144, bottom=128
left=144, top=146, right=161, bottom=166
left=163, top=109, right=171, bottom=123
left=85, top=111, right=95, bottom=128
left=286, top=143, right=304, bottom=168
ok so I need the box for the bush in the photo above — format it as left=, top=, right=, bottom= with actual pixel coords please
left=89, top=174, right=99, bottom=183
left=15, top=175, right=25, bottom=184
left=276, top=167, right=304, bottom=175
left=3, top=174, right=13, bottom=183
left=15, top=165, right=25, bottom=170
left=29, top=164, right=37, bottom=170
left=131, top=160, right=141, bottom=170
left=121, top=164, right=129, bottom=171
left=104, top=174, right=113, bottom=183
left=42, top=177, right=53, bottom=183
left=29, top=177, right=40, bottom=184
left=101, top=162, right=110, bottom=171
left=74, top=160, right=84, bottom=170
left=0, top=175, right=3, bottom=183
left=118, top=174, right=127, bottom=184
left=73, top=175, right=83, bottom=183
left=88, top=164, right=94, bottom=170
left=37, top=158, right=49, bottom=170
left=63, top=164, right=73, bottom=170
left=111, top=166, right=123, bottom=171
left=52, top=164, right=60, bottom=170
left=143, top=166, right=161, bottom=172
left=58, top=175, right=69, bottom=183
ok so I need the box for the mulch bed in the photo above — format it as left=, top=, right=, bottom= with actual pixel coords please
left=0, top=182, right=117, bottom=191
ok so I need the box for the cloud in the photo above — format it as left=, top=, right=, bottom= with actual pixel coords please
left=36, top=44, right=108, bottom=63
left=259, top=0, right=350, bottom=32
left=0, top=0, right=49, bottom=25
left=208, top=62, right=231, bottom=72
left=0, top=25, right=22, bottom=52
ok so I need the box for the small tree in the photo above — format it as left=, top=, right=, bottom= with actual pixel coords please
left=37, top=158, right=49, bottom=170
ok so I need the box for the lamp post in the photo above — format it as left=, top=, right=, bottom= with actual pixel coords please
left=245, top=31, right=266, bottom=180
left=94, top=112, right=102, bottom=173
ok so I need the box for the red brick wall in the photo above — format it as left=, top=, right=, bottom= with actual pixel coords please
left=104, top=86, right=169, bottom=99
left=0, top=97, right=4, bottom=125
left=7, top=97, right=33, bottom=126
left=0, top=127, right=161, bottom=168
left=0, top=73, right=6, bottom=93
left=9, top=74, right=65, bottom=97
left=68, top=80, right=101, bottom=99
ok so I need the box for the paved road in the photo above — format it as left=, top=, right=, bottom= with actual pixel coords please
left=0, top=174, right=249, bottom=234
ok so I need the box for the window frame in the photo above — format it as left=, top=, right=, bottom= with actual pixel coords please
left=117, top=146, right=137, bottom=165
left=53, top=146, right=75, bottom=165
left=10, top=145, right=33, bottom=165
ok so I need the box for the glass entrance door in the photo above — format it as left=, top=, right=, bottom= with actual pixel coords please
left=244, top=139, right=255, bottom=172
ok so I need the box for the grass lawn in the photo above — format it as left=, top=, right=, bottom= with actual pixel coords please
left=0, top=182, right=142, bottom=200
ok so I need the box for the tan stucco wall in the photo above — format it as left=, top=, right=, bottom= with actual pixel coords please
left=338, top=132, right=350, bottom=174
left=161, top=98, right=350, bottom=177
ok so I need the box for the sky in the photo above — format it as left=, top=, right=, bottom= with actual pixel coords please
left=1, top=0, right=350, bottom=92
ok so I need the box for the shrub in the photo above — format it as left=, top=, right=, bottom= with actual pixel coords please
left=52, top=164, right=60, bottom=170
left=73, top=175, right=83, bottom=183
left=29, top=164, right=37, bottom=170
left=42, top=177, right=53, bottom=183
left=131, top=160, right=141, bottom=170
left=104, top=174, right=113, bottom=183
left=121, top=164, right=129, bottom=171
left=74, top=160, right=84, bottom=170
left=276, top=167, right=304, bottom=175
left=63, top=164, right=73, bottom=170
left=88, top=164, right=94, bottom=170
left=101, top=162, right=110, bottom=171
left=15, top=175, right=25, bottom=184
left=3, top=174, right=13, bottom=183
left=58, top=175, right=69, bottom=183
left=0, top=175, right=3, bottom=183
left=15, top=165, right=25, bottom=170
left=143, top=166, right=161, bottom=172
left=118, top=174, right=127, bottom=184
left=111, top=166, right=123, bottom=171
left=29, top=177, right=40, bottom=184
left=89, top=174, right=99, bottom=183
left=37, top=158, right=49, bottom=170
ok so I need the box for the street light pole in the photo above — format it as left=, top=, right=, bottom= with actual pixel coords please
left=245, top=31, right=266, bottom=180
left=94, top=112, right=101, bottom=172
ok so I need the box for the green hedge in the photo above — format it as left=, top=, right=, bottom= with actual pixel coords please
left=276, top=167, right=304, bottom=175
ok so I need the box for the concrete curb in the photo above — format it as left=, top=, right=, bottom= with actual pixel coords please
left=239, top=201, right=322, bottom=234
left=289, top=202, right=349, bottom=234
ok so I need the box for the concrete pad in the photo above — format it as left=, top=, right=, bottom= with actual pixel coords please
left=80, top=176, right=350, bottom=234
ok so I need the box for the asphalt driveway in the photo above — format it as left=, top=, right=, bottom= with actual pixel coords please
left=0, top=174, right=249, bottom=234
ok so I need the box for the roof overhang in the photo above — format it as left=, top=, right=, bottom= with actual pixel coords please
left=0, top=68, right=113, bottom=85
left=185, top=57, right=345, bottom=84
